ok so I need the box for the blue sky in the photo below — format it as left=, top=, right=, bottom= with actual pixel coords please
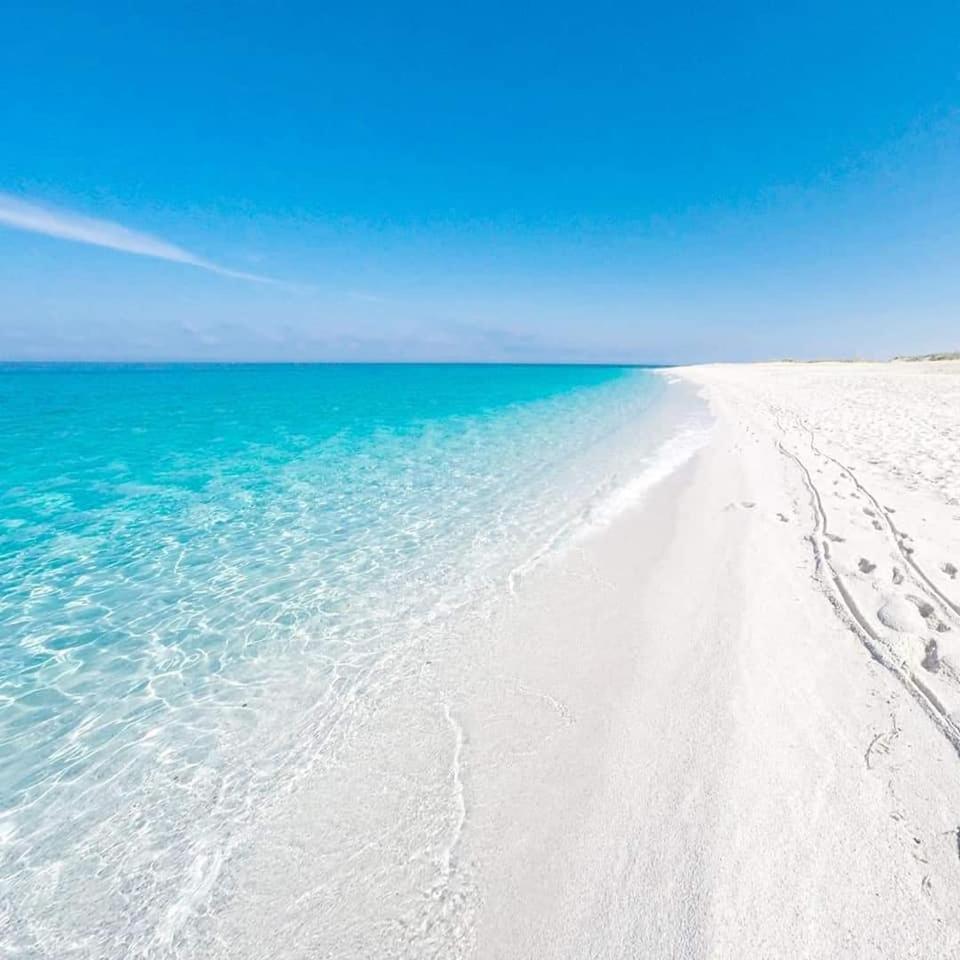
left=2, top=1, right=959, bottom=362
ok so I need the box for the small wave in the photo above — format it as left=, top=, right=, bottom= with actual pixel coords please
left=580, top=422, right=712, bottom=530
left=507, top=418, right=712, bottom=591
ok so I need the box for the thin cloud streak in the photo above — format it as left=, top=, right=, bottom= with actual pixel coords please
left=0, top=192, right=275, bottom=283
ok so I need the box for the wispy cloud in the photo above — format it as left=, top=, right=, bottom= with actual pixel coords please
left=0, top=192, right=274, bottom=283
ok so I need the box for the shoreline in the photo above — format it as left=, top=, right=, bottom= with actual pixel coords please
left=189, top=362, right=960, bottom=956
left=189, top=374, right=711, bottom=958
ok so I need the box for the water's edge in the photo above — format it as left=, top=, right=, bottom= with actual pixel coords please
left=0, top=366, right=709, bottom=957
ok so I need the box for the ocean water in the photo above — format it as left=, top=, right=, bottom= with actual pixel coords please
left=0, top=363, right=707, bottom=957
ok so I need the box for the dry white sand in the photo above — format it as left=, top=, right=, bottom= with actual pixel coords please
left=206, top=361, right=960, bottom=959
left=463, top=359, right=960, bottom=958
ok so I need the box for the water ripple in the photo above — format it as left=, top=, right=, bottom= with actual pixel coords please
left=0, top=363, right=692, bottom=957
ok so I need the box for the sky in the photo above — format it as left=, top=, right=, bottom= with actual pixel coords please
left=1, top=1, right=959, bottom=363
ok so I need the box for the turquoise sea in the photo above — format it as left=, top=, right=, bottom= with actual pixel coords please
left=0, top=363, right=706, bottom=956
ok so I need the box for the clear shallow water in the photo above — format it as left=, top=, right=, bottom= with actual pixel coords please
left=0, top=363, right=703, bottom=957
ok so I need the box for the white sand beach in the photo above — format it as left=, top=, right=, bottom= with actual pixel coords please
left=461, top=359, right=960, bottom=958
left=206, top=360, right=960, bottom=959
left=10, top=7, right=960, bottom=957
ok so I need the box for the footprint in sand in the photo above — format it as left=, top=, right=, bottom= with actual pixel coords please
left=859, top=558, right=877, bottom=574
left=922, top=639, right=941, bottom=673
left=911, top=597, right=935, bottom=619
left=877, top=596, right=925, bottom=632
